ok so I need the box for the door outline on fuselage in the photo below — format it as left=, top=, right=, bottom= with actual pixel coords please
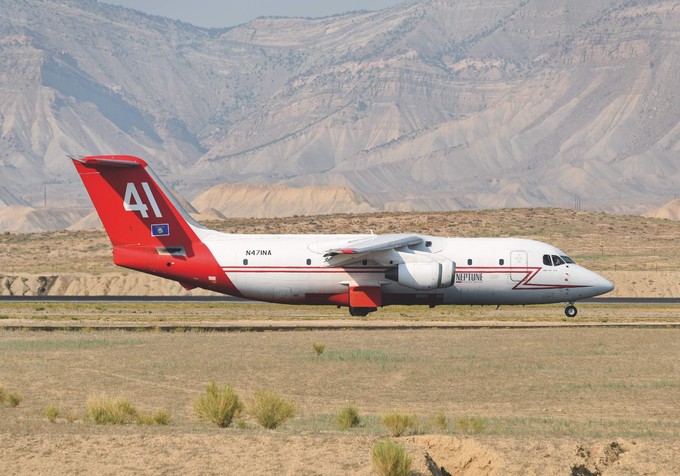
left=510, top=250, right=528, bottom=282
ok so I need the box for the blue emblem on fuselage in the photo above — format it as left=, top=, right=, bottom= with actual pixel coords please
left=151, top=223, right=169, bottom=237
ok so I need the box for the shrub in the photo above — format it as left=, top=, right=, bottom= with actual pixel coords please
left=336, top=404, right=361, bottom=430
left=138, top=410, right=172, bottom=426
left=7, top=391, right=22, bottom=407
left=44, top=405, right=60, bottom=423
left=382, top=412, right=417, bottom=437
left=431, top=411, right=448, bottom=432
left=371, top=440, right=412, bottom=476
left=194, top=381, right=242, bottom=428
left=455, top=416, right=487, bottom=434
left=152, top=410, right=172, bottom=425
left=311, top=342, right=326, bottom=356
left=247, top=389, right=295, bottom=429
left=85, top=396, right=138, bottom=425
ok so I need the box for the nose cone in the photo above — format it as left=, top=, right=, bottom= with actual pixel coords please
left=572, top=267, right=614, bottom=298
left=594, top=274, right=615, bottom=296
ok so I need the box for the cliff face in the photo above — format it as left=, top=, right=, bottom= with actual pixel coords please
left=1, top=0, right=679, bottom=230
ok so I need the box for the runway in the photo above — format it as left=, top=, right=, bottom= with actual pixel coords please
left=1, top=295, right=678, bottom=304
left=1, top=295, right=677, bottom=332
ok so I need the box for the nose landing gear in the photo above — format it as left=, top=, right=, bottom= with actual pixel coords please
left=565, top=303, right=578, bottom=318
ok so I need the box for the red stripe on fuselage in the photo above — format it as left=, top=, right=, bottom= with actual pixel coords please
left=220, top=265, right=590, bottom=290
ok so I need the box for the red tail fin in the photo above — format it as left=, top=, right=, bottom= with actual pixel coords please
left=72, top=155, right=198, bottom=248
left=71, top=155, right=240, bottom=296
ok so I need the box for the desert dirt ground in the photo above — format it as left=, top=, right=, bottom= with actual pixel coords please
left=1, top=301, right=680, bottom=475
left=1, top=209, right=679, bottom=474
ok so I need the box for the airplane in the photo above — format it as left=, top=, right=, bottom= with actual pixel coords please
left=71, top=155, right=614, bottom=318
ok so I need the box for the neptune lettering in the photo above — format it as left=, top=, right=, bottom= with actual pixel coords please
left=455, top=273, right=483, bottom=283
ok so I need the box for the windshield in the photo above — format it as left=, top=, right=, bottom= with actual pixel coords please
left=543, top=254, right=576, bottom=266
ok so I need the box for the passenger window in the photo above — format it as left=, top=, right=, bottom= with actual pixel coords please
left=467, top=259, right=472, bottom=265
left=543, top=254, right=552, bottom=266
left=243, top=259, right=248, bottom=266
left=499, top=259, right=504, bottom=266
left=552, top=255, right=565, bottom=266
left=306, top=258, right=311, bottom=265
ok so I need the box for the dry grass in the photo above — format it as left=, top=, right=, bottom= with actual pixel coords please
left=247, top=389, right=296, bottom=429
left=371, top=439, right=412, bottom=476
left=382, top=412, right=418, bottom=437
left=44, top=405, right=60, bottom=423
left=85, top=396, right=138, bottom=425
left=455, top=416, right=488, bottom=435
left=1, top=325, right=678, bottom=437
left=1, top=320, right=680, bottom=472
left=336, top=404, right=362, bottom=430
left=194, top=381, right=242, bottom=428
left=0, top=300, right=677, bottom=327
left=84, top=396, right=170, bottom=426
left=311, top=342, right=326, bottom=356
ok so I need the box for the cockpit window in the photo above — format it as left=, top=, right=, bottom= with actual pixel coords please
left=552, top=255, right=565, bottom=266
left=544, top=254, right=575, bottom=266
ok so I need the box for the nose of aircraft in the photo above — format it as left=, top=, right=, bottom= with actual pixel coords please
left=592, top=271, right=615, bottom=296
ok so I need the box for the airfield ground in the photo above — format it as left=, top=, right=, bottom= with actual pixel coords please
left=1, top=302, right=679, bottom=474
left=1, top=209, right=679, bottom=473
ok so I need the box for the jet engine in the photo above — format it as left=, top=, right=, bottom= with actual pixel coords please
left=385, top=260, right=455, bottom=290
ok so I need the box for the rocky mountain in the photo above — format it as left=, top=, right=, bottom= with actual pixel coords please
left=0, top=0, right=679, bottom=231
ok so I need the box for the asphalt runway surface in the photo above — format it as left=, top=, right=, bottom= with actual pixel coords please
left=1, top=295, right=678, bottom=332
left=2, top=296, right=678, bottom=304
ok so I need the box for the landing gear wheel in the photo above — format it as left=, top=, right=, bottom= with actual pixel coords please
left=349, top=307, right=376, bottom=317
left=565, top=305, right=578, bottom=318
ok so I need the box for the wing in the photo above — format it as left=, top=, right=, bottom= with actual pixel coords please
left=324, top=233, right=423, bottom=266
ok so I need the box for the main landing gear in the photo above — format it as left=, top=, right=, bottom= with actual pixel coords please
left=349, top=307, right=377, bottom=317
left=565, top=303, right=578, bottom=318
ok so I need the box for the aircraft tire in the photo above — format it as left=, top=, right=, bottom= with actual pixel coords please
left=349, top=307, right=376, bottom=317
left=565, top=305, right=578, bottom=318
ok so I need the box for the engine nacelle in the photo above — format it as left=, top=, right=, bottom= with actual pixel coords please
left=385, top=260, right=455, bottom=290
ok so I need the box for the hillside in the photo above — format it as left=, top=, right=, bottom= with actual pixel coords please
left=191, top=183, right=379, bottom=217
left=646, top=198, right=680, bottom=220
left=0, top=0, right=679, bottom=231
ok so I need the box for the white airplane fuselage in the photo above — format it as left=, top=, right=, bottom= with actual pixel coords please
left=195, top=229, right=613, bottom=307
